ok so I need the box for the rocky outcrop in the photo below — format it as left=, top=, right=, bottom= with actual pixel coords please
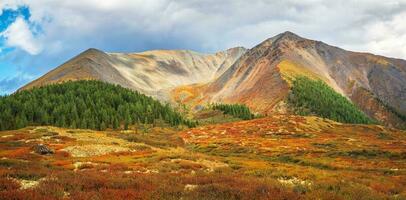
left=32, top=144, right=54, bottom=155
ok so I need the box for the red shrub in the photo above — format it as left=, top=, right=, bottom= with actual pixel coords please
left=0, top=178, right=20, bottom=191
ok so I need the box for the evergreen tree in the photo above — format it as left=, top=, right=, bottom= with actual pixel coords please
left=99, top=121, right=107, bottom=131
left=113, top=117, right=119, bottom=130
left=15, top=114, right=27, bottom=129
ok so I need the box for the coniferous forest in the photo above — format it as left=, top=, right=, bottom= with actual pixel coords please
left=212, top=103, right=255, bottom=120
left=288, top=76, right=374, bottom=124
left=0, top=80, right=197, bottom=131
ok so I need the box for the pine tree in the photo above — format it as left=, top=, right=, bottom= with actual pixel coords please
left=113, top=117, right=119, bottom=130
left=99, top=121, right=106, bottom=131
left=15, top=114, right=27, bottom=129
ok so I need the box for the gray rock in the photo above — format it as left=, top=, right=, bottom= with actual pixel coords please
left=32, top=144, right=54, bottom=155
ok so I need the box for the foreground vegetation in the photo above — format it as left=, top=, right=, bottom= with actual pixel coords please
left=288, top=76, right=374, bottom=124
left=0, top=81, right=196, bottom=131
left=0, top=115, right=405, bottom=199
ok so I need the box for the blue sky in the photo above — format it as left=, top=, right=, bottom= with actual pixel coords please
left=1, top=0, right=406, bottom=95
left=0, top=7, right=30, bottom=76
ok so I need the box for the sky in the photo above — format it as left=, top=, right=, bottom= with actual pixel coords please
left=1, top=0, right=406, bottom=94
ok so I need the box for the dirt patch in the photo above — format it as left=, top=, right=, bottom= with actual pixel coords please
left=63, top=145, right=130, bottom=157
left=277, top=177, right=312, bottom=187
left=10, top=178, right=46, bottom=190
left=196, top=159, right=228, bottom=172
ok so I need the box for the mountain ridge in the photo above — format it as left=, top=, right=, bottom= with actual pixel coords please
left=19, top=32, right=406, bottom=128
left=172, top=32, right=406, bottom=128
left=20, top=47, right=247, bottom=100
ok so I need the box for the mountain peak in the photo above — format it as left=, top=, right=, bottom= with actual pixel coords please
left=279, top=31, right=300, bottom=37
left=81, top=48, right=105, bottom=55
left=273, top=31, right=305, bottom=43
left=223, top=46, right=248, bottom=55
left=276, top=31, right=303, bottom=39
left=256, top=31, right=305, bottom=48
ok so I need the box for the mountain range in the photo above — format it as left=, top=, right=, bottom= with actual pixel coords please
left=20, top=31, right=406, bottom=128
left=20, top=47, right=246, bottom=100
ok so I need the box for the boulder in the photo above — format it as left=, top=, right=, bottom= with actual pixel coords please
left=32, top=144, right=54, bottom=155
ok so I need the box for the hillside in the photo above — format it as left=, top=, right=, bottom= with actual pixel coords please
left=173, top=32, right=406, bottom=128
left=19, top=47, right=246, bottom=100
left=0, top=116, right=405, bottom=199
left=18, top=31, right=406, bottom=128
left=0, top=81, right=196, bottom=131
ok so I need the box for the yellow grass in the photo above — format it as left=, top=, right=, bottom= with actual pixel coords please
left=278, top=60, right=325, bottom=85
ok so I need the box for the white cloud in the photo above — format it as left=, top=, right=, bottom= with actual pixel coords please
left=2, top=0, right=406, bottom=58
left=2, top=0, right=406, bottom=94
left=363, top=12, right=406, bottom=58
left=1, top=17, right=42, bottom=55
left=0, top=0, right=23, bottom=16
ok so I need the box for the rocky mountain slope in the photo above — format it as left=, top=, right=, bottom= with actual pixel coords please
left=19, top=32, right=405, bottom=128
left=176, top=32, right=406, bottom=128
left=20, top=47, right=246, bottom=100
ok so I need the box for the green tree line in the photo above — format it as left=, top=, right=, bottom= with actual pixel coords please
left=0, top=80, right=197, bottom=131
left=288, top=76, right=374, bottom=124
left=211, top=103, right=254, bottom=120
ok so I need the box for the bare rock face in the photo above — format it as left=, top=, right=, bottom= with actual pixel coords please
left=19, top=47, right=247, bottom=101
left=32, top=144, right=54, bottom=155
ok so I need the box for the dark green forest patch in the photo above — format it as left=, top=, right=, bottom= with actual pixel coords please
left=288, top=76, right=374, bottom=124
left=0, top=80, right=196, bottom=131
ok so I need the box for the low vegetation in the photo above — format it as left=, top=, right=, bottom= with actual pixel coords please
left=288, top=76, right=374, bottom=124
left=0, top=80, right=197, bottom=131
left=0, top=114, right=405, bottom=199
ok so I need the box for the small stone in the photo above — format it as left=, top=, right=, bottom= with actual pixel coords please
left=32, top=144, right=54, bottom=155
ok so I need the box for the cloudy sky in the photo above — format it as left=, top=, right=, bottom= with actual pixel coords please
left=1, top=0, right=406, bottom=94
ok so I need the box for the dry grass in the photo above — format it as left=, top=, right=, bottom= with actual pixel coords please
left=278, top=60, right=325, bottom=85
